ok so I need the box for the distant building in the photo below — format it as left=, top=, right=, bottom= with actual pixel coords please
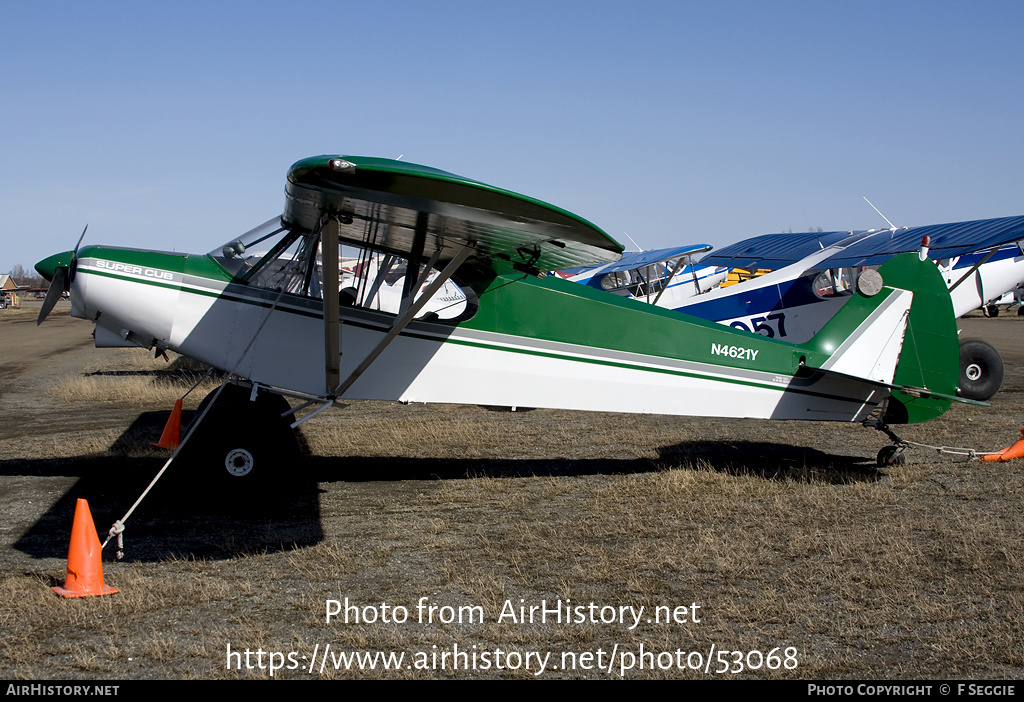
left=0, top=276, right=20, bottom=306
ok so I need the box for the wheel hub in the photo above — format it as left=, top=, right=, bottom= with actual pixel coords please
left=224, top=448, right=255, bottom=477
left=965, top=363, right=983, bottom=381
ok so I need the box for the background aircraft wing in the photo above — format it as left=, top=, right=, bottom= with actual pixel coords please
left=591, top=244, right=712, bottom=274
left=812, top=216, right=1024, bottom=268
left=284, top=155, right=623, bottom=271
left=701, top=216, right=1024, bottom=272
left=699, top=230, right=858, bottom=271
left=558, top=244, right=713, bottom=278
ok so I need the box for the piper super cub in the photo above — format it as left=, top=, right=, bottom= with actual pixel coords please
left=36, top=155, right=971, bottom=477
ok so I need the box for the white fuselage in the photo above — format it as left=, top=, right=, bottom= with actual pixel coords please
left=70, top=253, right=895, bottom=423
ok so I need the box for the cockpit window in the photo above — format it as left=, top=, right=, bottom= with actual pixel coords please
left=248, top=232, right=322, bottom=296
left=210, top=217, right=291, bottom=278
left=338, top=248, right=471, bottom=320
left=211, top=217, right=476, bottom=321
left=599, top=259, right=677, bottom=297
left=811, top=267, right=857, bottom=299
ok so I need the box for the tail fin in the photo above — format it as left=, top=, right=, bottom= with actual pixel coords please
left=798, top=252, right=960, bottom=424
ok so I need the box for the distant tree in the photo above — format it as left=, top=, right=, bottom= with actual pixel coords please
left=8, top=264, right=46, bottom=289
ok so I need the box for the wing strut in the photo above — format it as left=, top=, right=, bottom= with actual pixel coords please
left=323, top=217, right=341, bottom=394
left=652, top=255, right=689, bottom=306
left=946, top=245, right=1002, bottom=295
left=333, top=245, right=473, bottom=398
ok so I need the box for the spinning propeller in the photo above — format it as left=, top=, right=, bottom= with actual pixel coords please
left=36, top=225, right=87, bottom=325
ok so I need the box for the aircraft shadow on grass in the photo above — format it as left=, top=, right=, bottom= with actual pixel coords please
left=7, top=410, right=876, bottom=564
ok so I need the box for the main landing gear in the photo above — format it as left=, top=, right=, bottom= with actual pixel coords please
left=183, top=383, right=300, bottom=488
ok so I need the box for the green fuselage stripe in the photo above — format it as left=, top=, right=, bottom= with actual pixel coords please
left=78, top=265, right=869, bottom=405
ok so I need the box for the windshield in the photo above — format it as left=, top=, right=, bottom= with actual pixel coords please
left=600, top=258, right=681, bottom=296
left=210, top=216, right=291, bottom=278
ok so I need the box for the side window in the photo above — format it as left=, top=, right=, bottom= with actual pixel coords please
left=335, top=245, right=472, bottom=321
left=249, top=234, right=323, bottom=298
left=216, top=218, right=476, bottom=320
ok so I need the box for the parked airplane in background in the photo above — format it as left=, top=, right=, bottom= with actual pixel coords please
left=555, top=245, right=728, bottom=309
left=36, top=155, right=971, bottom=482
left=691, top=218, right=1024, bottom=400
left=563, top=218, right=1024, bottom=401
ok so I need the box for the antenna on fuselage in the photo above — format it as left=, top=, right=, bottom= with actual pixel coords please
left=622, top=232, right=642, bottom=252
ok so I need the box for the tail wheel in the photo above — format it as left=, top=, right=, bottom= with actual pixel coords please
left=877, top=445, right=908, bottom=467
left=958, top=338, right=1004, bottom=401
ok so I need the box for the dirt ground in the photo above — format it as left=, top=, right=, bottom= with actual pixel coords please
left=0, top=300, right=1021, bottom=679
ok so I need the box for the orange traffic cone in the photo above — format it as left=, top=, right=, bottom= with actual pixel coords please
left=52, top=498, right=118, bottom=598
left=151, top=398, right=183, bottom=449
left=982, top=428, right=1024, bottom=462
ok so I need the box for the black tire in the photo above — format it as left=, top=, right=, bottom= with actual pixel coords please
left=182, top=398, right=299, bottom=489
left=877, top=445, right=907, bottom=467
left=1017, top=305, right=1024, bottom=317
left=958, top=338, right=1004, bottom=401
left=983, top=305, right=999, bottom=318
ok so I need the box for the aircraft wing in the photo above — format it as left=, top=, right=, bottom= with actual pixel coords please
left=701, top=216, right=1024, bottom=272
left=588, top=244, right=712, bottom=274
left=812, top=216, right=1024, bottom=268
left=559, top=244, right=713, bottom=277
left=284, top=155, right=623, bottom=272
left=699, top=230, right=864, bottom=270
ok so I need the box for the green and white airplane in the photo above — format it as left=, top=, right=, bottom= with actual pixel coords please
left=36, top=155, right=965, bottom=478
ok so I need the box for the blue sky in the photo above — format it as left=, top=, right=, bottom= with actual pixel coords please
left=2, top=1, right=1022, bottom=274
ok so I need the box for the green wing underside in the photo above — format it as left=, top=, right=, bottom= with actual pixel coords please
left=284, top=155, right=623, bottom=272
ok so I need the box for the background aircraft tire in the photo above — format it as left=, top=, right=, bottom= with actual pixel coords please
left=958, top=338, right=1004, bottom=401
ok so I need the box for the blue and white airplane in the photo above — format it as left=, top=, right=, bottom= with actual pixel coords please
left=557, top=245, right=729, bottom=309
left=564, top=216, right=1024, bottom=400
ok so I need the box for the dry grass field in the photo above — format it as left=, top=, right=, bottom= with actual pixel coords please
left=0, top=302, right=1021, bottom=679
